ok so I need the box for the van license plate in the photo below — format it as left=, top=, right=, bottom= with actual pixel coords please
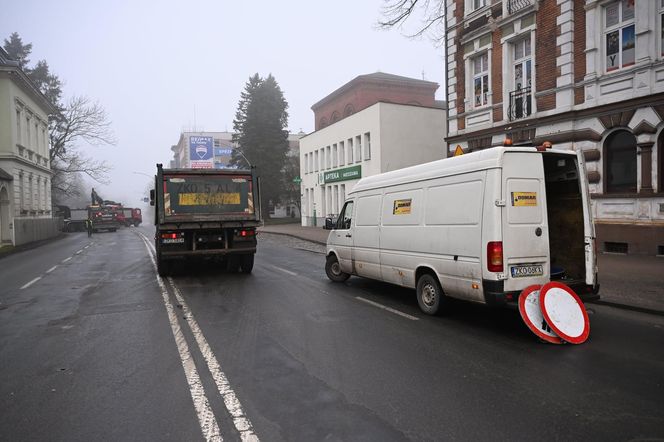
left=510, top=264, right=543, bottom=278
left=162, top=238, right=184, bottom=244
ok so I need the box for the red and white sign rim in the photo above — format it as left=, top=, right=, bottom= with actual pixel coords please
left=518, top=285, right=563, bottom=344
left=539, top=282, right=590, bottom=344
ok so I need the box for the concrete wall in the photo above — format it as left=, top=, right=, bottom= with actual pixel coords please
left=13, top=217, right=61, bottom=246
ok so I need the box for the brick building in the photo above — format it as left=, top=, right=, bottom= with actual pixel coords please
left=445, top=0, right=664, bottom=255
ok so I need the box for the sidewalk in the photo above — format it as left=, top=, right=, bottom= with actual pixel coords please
left=258, top=223, right=664, bottom=315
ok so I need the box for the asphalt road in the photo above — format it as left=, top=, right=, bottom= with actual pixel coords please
left=1, top=226, right=663, bottom=441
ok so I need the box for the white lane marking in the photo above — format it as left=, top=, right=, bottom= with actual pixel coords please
left=75, top=250, right=83, bottom=255
left=139, top=236, right=222, bottom=441
left=136, top=231, right=258, bottom=441
left=169, top=280, right=259, bottom=442
left=62, top=257, right=72, bottom=263
left=46, top=266, right=58, bottom=274
left=355, top=297, right=419, bottom=321
left=20, top=277, right=42, bottom=290
left=272, top=265, right=297, bottom=277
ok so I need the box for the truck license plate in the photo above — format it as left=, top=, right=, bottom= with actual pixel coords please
left=162, top=238, right=184, bottom=244
left=510, top=264, right=543, bottom=278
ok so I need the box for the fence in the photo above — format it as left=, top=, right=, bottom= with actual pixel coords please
left=13, top=217, right=63, bottom=246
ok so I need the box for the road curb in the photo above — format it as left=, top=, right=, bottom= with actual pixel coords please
left=258, top=230, right=327, bottom=246
left=0, top=233, right=67, bottom=260
left=589, top=300, right=664, bottom=317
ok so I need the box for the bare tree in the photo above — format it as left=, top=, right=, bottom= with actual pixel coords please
left=377, top=0, right=446, bottom=45
left=49, top=96, right=116, bottom=201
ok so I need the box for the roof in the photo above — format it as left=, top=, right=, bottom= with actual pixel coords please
left=311, top=72, right=439, bottom=110
left=0, top=48, right=57, bottom=114
left=0, top=167, right=14, bottom=181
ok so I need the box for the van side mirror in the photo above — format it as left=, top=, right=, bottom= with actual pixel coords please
left=149, top=189, right=155, bottom=206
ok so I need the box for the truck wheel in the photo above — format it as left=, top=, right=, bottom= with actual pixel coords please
left=134, top=222, right=140, bottom=227
left=325, top=255, right=350, bottom=282
left=416, top=273, right=444, bottom=315
left=240, top=254, right=254, bottom=273
left=157, top=256, right=170, bottom=277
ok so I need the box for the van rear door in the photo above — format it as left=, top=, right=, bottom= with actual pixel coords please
left=501, top=152, right=550, bottom=292
left=576, top=150, right=597, bottom=288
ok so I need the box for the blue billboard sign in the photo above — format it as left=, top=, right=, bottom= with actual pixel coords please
left=189, top=136, right=213, bottom=168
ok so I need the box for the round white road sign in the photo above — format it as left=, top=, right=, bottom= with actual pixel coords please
left=539, top=282, right=590, bottom=344
left=518, top=285, right=563, bottom=344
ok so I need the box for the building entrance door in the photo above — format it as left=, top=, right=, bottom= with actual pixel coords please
left=0, top=186, right=11, bottom=245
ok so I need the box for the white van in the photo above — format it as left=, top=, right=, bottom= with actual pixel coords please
left=325, top=145, right=599, bottom=315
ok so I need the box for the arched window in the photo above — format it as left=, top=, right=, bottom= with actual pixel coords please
left=319, top=117, right=328, bottom=129
left=331, top=111, right=340, bottom=123
left=604, top=129, right=637, bottom=193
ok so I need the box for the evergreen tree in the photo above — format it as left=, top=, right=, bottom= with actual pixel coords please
left=232, top=74, right=290, bottom=218
left=3, top=32, right=32, bottom=69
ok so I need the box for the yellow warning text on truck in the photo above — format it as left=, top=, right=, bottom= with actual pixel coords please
left=179, top=193, right=241, bottom=206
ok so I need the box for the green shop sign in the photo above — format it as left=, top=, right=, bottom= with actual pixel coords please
left=324, top=165, right=361, bottom=183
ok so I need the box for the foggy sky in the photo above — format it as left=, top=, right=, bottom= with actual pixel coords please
left=1, top=0, right=445, bottom=208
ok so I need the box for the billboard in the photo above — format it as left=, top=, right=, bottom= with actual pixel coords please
left=189, top=136, right=214, bottom=169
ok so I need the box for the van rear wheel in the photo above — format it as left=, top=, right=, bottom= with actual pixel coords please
left=417, top=273, right=444, bottom=315
left=325, top=255, right=350, bottom=282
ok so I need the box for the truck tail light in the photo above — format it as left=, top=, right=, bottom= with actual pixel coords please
left=487, top=241, right=503, bottom=272
left=161, top=233, right=179, bottom=239
left=237, top=229, right=255, bottom=237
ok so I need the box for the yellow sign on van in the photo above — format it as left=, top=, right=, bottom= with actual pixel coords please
left=511, top=192, right=537, bottom=206
left=454, top=145, right=465, bottom=156
left=393, top=199, right=412, bottom=215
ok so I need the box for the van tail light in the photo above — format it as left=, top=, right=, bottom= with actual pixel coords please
left=487, top=241, right=503, bottom=272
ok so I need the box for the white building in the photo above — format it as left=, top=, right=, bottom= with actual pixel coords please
left=0, top=48, right=58, bottom=246
left=300, top=73, right=447, bottom=226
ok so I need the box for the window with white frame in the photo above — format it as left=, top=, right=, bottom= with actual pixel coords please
left=472, top=53, right=489, bottom=108
left=320, top=148, right=325, bottom=170
left=469, top=0, right=486, bottom=13
left=304, top=153, right=308, bottom=174
left=339, top=141, right=345, bottom=166
left=509, top=36, right=533, bottom=120
left=332, top=144, right=338, bottom=168
left=604, top=0, right=635, bottom=72
left=660, top=0, right=664, bottom=57
left=326, top=146, right=331, bottom=169
left=364, top=133, right=371, bottom=160
left=16, top=110, right=21, bottom=144
left=314, top=150, right=319, bottom=172
left=347, top=138, right=354, bottom=163
left=355, top=135, right=362, bottom=162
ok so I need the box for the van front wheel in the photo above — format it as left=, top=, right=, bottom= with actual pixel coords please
left=325, top=255, right=350, bottom=282
left=417, top=274, right=444, bottom=315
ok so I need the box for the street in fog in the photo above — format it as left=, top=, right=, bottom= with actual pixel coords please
left=1, top=227, right=663, bottom=441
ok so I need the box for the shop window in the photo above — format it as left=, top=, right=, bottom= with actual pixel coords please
left=604, top=130, right=637, bottom=193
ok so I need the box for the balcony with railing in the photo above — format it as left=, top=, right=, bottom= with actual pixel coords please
left=508, top=87, right=532, bottom=121
left=507, top=0, right=533, bottom=14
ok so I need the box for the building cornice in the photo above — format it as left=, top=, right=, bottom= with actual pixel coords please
left=446, top=92, right=664, bottom=144
left=0, top=67, right=57, bottom=115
